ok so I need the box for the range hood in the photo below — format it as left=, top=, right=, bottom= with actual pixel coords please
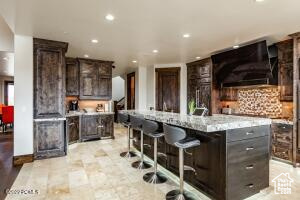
left=212, top=41, right=278, bottom=88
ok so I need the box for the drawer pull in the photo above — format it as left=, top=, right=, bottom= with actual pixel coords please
left=68, top=123, right=75, bottom=126
left=246, top=147, right=254, bottom=151
left=246, top=132, right=254, bottom=135
left=247, top=184, right=254, bottom=188
left=97, top=125, right=104, bottom=128
left=246, top=165, right=254, bottom=170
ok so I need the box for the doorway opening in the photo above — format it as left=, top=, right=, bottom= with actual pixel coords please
left=127, top=72, right=135, bottom=110
left=155, top=67, right=180, bottom=113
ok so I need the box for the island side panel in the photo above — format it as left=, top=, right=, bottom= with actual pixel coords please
left=132, top=125, right=227, bottom=200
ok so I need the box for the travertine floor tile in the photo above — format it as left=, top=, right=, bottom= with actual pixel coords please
left=6, top=123, right=300, bottom=200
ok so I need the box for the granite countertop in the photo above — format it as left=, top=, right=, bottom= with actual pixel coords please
left=271, top=119, right=293, bottom=125
left=66, top=111, right=114, bottom=117
left=119, top=110, right=272, bottom=132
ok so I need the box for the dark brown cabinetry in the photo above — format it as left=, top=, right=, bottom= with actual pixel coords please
left=98, top=115, right=114, bottom=139
left=277, top=40, right=293, bottom=101
left=33, top=38, right=68, bottom=159
left=66, top=57, right=79, bottom=96
left=271, top=123, right=293, bottom=161
left=81, top=114, right=114, bottom=141
left=187, top=58, right=212, bottom=114
left=33, top=38, right=68, bottom=119
left=67, top=116, right=80, bottom=144
left=34, top=120, right=66, bottom=159
left=78, top=58, right=113, bottom=100
left=220, top=87, right=238, bottom=101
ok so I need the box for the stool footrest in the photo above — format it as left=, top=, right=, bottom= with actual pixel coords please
left=184, top=165, right=196, bottom=174
left=157, top=152, right=167, bottom=159
left=143, top=143, right=152, bottom=149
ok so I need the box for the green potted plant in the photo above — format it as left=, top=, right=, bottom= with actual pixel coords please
left=188, top=99, right=196, bottom=115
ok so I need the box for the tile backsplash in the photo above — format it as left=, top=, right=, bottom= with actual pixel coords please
left=238, top=87, right=282, bottom=118
left=221, top=86, right=293, bottom=119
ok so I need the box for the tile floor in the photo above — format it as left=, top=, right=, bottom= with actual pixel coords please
left=5, top=124, right=300, bottom=200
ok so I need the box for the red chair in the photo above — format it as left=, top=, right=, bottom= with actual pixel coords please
left=2, top=106, right=14, bottom=132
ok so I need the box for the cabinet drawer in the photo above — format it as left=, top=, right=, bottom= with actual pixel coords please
left=228, top=154, right=268, bottom=184
left=227, top=125, right=270, bottom=142
left=227, top=176, right=268, bottom=200
left=227, top=136, right=269, bottom=164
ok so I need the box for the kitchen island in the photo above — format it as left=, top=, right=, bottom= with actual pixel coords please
left=120, top=110, right=272, bottom=200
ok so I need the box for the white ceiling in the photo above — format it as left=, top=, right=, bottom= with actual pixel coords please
left=1, top=0, right=300, bottom=76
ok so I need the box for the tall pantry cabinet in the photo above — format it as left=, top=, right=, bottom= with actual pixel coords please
left=33, top=38, right=68, bottom=159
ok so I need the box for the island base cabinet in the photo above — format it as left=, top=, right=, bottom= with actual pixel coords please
left=132, top=124, right=270, bottom=200
left=34, top=120, right=66, bottom=160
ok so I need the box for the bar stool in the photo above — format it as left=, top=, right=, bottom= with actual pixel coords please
left=143, top=119, right=168, bottom=184
left=130, top=115, right=152, bottom=169
left=118, top=113, right=136, bottom=158
left=163, top=124, right=200, bottom=200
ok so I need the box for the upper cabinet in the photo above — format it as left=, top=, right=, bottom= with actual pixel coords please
left=187, top=58, right=213, bottom=115
left=78, top=58, right=113, bottom=100
left=277, top=39, right=293, bottom=101
left=33, top=38, right=68, bottom=119
left=66, top=57, right=79, bottom=96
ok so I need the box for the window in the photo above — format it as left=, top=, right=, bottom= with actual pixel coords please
left=4, top=81, right=14, bottom=106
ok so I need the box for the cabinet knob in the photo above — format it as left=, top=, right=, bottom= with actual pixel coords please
left=246, top=147, right=254, bottom=151
left=247, top=184, right=254, bottom=188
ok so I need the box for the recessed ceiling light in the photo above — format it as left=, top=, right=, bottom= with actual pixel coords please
left=84, top=54, right=89, bottom=58
left=255, top=0, right=265, bottom=2
left=105, top=14, right=115, bottom=21
left=152, top=50, right=158, bottom=53
left=183, top=34, right=190, bottom=38
left=132, top=60, right=137, bottom=63
left=3, top=57, right=8, bottom=60
left=91, top=39, right=98, bottom=43
left=196, top=56, right=201, bottom=60
left=233, top=45, right=240, bottom=49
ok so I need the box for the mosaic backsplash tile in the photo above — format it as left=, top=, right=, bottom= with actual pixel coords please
left=237, top=87, right=282, bottom=118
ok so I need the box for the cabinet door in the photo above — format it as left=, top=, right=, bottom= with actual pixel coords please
left=80, top=62, right=98, bottom=99
left=66, top=58, right=79, bottom=96
left=81, top=116, right=100, bottom=140
left=279, top=63, right=293, bottom=101
left=34, top=46, right=65, bottom=118
left=271, top=123, right=293, bottom=161
left=34, top=120, right=66, bottom=159
left=98, top=63, right=112, bottom=76
left=198, top=83, right=211, bottom=111
left=98, top=115, right=114, bottom=138
left=98, top=77, right=112, bottom=100
left=67, top=116, right=79, bottom=143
